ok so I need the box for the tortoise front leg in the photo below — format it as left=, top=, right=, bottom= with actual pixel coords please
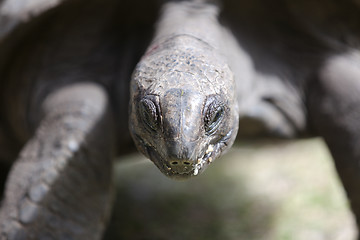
left=308, top=51, right=360, bottom=239
left=0, top=83, right=114, bottom=240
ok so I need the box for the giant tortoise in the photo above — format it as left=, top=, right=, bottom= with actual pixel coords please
left=1, top=0, right=360, bottom=239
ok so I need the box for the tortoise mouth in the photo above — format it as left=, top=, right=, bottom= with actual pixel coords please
left=147, top=147, right=194, bottom=179
left=134, top=131, right=233, bottom=179
left=193, top=130, right=233, bottom=176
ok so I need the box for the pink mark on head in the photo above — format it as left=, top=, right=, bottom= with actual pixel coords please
left=143, top=44, right=160, bottom=59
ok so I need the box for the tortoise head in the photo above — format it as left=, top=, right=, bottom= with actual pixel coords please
left=129, top=36, right=239, bottom=179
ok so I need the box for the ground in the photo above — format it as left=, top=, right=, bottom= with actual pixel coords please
left=104, top=138, right=356, bottom=240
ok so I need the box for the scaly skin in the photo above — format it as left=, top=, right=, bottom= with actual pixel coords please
left=0, top=83, right=114, bottom=239
left=129, top=1, right=239, bottom=179
left=0, top=0, right=158, bottom=238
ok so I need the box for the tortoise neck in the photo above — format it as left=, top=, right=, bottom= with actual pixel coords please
left=152, top=1, right=224, bottom=51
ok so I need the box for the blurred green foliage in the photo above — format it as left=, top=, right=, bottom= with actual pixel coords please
left=104, top=138, right=355, bottom=240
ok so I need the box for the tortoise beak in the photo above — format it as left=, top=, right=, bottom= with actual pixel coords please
left=164, top=140, right=199, bottom=175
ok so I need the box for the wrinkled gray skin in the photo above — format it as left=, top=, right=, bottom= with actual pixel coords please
left=129, top=3, right=239, bottom=178
left=1, top=0, right=360, bottom=239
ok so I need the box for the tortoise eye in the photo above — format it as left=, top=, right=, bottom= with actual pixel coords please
left=204, top=98, right=225, bottom=135
left=139, top=98, right=160, bottom=131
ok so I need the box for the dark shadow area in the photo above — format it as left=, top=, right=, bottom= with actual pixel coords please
left=0, top=161, right=10, bottom=200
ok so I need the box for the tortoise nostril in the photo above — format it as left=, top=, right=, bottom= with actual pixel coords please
left=167, top=159, right=194, bottom=174
left=169, top=160, right=192, bottom=166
